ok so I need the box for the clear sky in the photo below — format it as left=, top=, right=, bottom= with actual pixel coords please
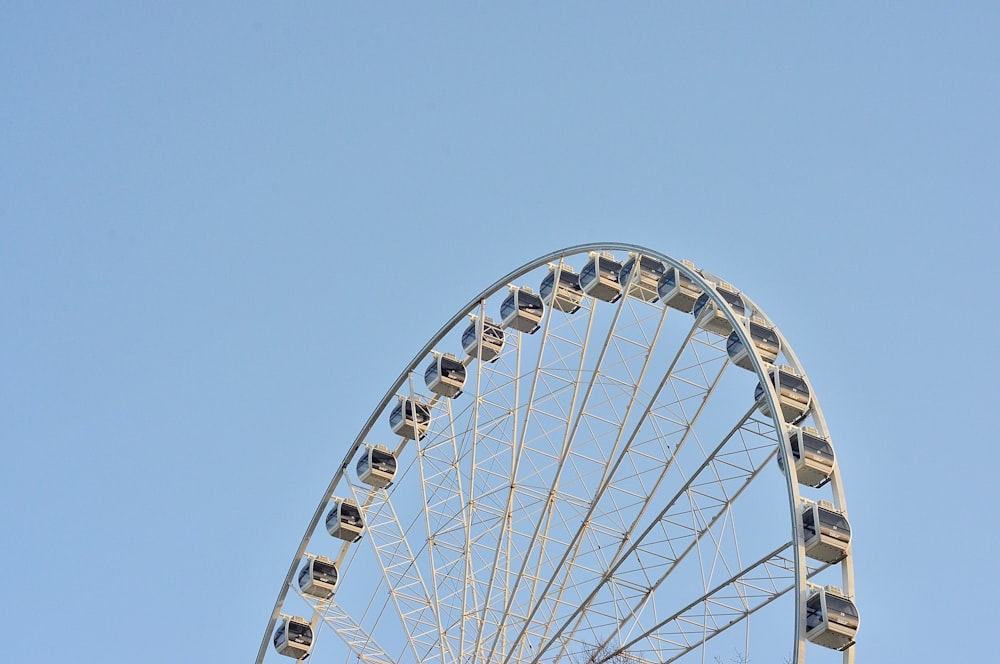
left=2, top=3, right=997, bottom=663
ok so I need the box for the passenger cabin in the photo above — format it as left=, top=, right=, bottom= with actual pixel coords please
left=539, top=264, right=584, bottom=313
left=779, top=426, right=835, bottom=488
left=273, top=615, right=313, bottom=659
left=424, top=352, right=466, bottom=398
left=692, top=282, right=747, bottom=336
left=726, top=317, right=780, bottom=371
left=618, top=254, right=666, bottom=302
left=390, top=396, right=431, bottom=440
left=656, top=262, right=703, bottom=313
left=326, top=497, right=364, bottom=542
left=579, top=252, right=623, bottom=303
left=297, top=555, right=338, bottom=599
left=755, top=365, right=811, bottom=423
left=461, top=315, right=505, bottom=363
left=802, top=500, right=852, bottom=564
left=357, top=444, right=397, bottom=488
left=805, top=586, right=859, bottom=651
left=500, top=286, right=544, bottom=334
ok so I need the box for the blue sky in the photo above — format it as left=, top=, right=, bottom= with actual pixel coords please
left=2, top=3, right=997, bottom=662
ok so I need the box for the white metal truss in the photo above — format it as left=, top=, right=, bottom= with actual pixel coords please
left=347, top=479, right=454, bottom=664
left=506, top=321, right=729, bottom=664
left=610, top=543, right=830, bottom=664
left=257, top=244, right=857, bottom=664
left=529, top=407, right=783, bottom=664
left=308, top=597, right=397, bottom=664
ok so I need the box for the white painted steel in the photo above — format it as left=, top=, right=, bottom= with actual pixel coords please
left=256, top=243, right=856, bottom=664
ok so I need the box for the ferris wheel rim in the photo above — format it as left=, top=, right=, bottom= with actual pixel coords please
left=256, top=243, right=856, bottom=664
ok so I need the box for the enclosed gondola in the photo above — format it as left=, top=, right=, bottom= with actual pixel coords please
left=326, top=497, right=364, bottom=542
left=424, top=352, right=466, bottom=398
left=656, top=261, right=703, bottom=313
left=801, top=500, right=852, bottom=564
left=754, top=365, right=811, bottom=423
left=692, top=282, right=747, bottom=336
left=297, top=555, right=339, bottom=599
left=618, top=253, right=666, bottom=302
left=273, top=615, right=313, bottom=659
left=726, top=317, right=780, bottom=371
left=461, top=315, right=505, bottom=363
left=500, top=285, right=544, bottom=334
left=389, top=395, right=431, bottom=440
left=539, top=263, right=584, bottom=314
left=579, top=252, right=623, bottom=303
left=805, top=585, right=860, bottom=651
left=356, top=444, right=397, bottom=488
left=778, top=425, right=835, bottom=488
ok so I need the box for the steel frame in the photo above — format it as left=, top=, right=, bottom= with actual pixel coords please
left=256, top=244, right=856, bottom=664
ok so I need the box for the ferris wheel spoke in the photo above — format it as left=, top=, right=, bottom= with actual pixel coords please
left=413, top=394, right=474, bottom=664
left=347, top=480, right=451, bottom=664
left=473, top=320, right=522, bottom=653
left=474, top=323, right=542, bottom=663
left=476, top=299, right=599, bottom=662
left=493, top=293, right=673, bottom=664
left=457, top=303, right=508, bottom=663
left=415, top=371, right=500, bottom=664
left=591, top=412, right=778, bottom=654
left=491, top=295, right=671, bottom=664
left=562, top=412, right=785, bottom=664
left=532, top=324, right=732, bottom=664
left=473, top=306, right=595, bottom=659
left=304, top=598, right=397, bottom=664
left=611, top=542, right=799, bottom=664
left=620, top=546, right=833, bottom=664
left=516, top=319, right=733, bottom=664
left=532, top=405, right=781, bottom=663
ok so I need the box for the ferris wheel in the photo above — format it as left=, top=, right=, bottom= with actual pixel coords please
left=256, top=243, right=859, bottom=664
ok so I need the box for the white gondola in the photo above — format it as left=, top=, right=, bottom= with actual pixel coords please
left=539, top=263, right=584, bottom=313
left=656, top=261, right=703, bottom=313
left=801, top=500, right=852, bottom=564
left=424, top=352, right=466, bottom=398
left=755, top=365, right=811, bottom=423
left=326, top=497, right=364, bottom=542
left=389, top=395, right=431, bottom=440
left=778, top=425, right=835, bottom=488
left=297, top=555, right=339, bottom=599
left=692, top=282, right=747, bottom=336
left=805, top=585, right=860, bottom=651
left=618, top=253, right=666, bottom=302
left=273, top=615, right=313, bottom=659
left=726, top=317, right=780, bottom=371
left=579, top=252, right=623, bottom=303
left=500, top=285, right=544, bottom=334
left=356, top=444, right=397, bottom=488
left=461, top=315, right=505, bottom=363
